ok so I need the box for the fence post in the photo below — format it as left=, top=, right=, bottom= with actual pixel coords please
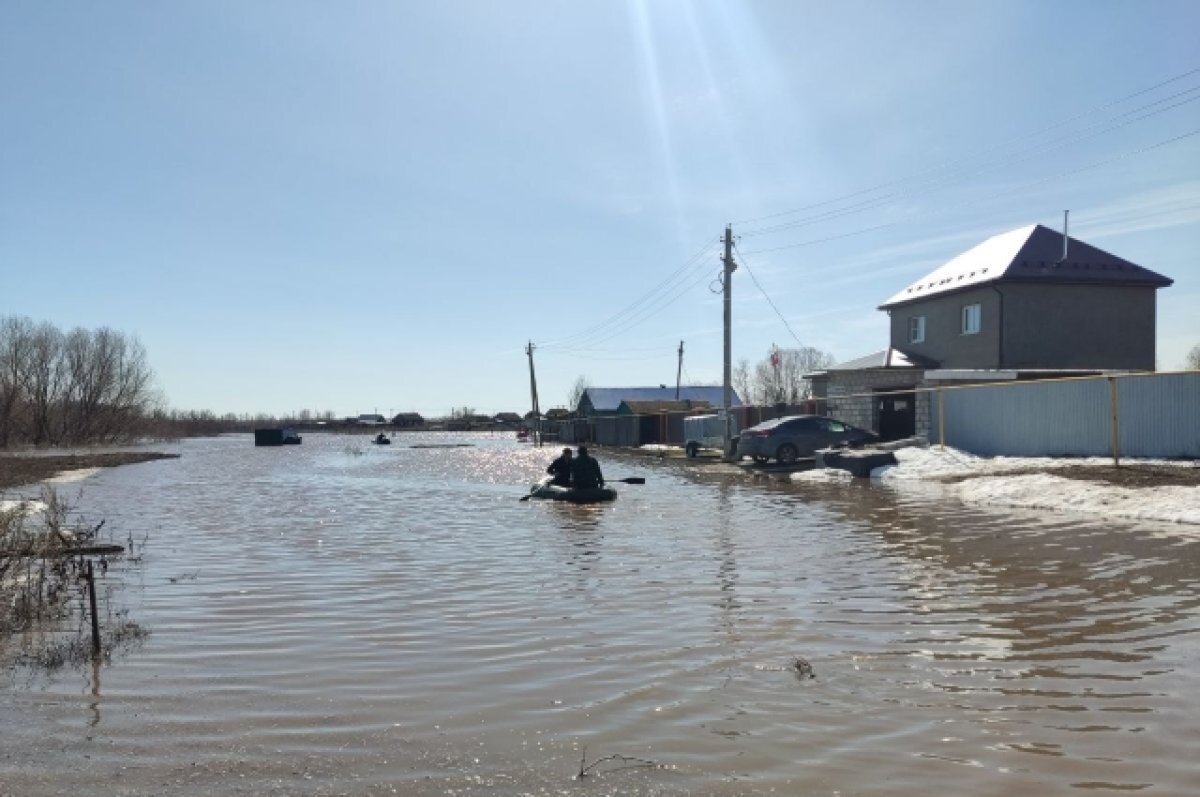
left=85, top=560, right=101, bottom=656
left=937, top=388, right=946, bottom=449
left=1108, top=376, right=1121, bottom=467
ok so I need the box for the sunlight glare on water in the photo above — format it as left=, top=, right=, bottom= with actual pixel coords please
left=2, top=432, right=1198, bottom=796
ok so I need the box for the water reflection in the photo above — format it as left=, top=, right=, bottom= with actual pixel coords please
left=1, top=434, right=1196, bottom=796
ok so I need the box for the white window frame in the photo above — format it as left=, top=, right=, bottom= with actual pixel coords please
left=961, top=303, right=981, bottom=335
left=908, top=316, right=926, bottom=344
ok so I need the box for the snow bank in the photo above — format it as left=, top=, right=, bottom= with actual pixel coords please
left=793, top=468, right=854, bottom=484
left=865, top=446, right=1200, bottom=525
left=954, top=473, right=1200, bottom=525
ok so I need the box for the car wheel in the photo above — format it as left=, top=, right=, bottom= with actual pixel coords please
left=686, top=442, right=699, bottom=458
left=776, top=443, right=799, bottom=464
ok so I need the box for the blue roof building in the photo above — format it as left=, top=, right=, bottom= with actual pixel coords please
left=578, top=386, right=742, bottom=417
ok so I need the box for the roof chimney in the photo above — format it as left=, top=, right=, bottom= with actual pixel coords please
left=1062, top=209, right=1069, bottom=262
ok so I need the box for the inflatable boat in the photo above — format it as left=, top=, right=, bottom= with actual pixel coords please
left=526, top=478, right=617, bottom=504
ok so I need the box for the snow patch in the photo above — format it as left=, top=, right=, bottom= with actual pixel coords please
left=868, top=446, right=1200, bottom=526
left=792, top=468, right=854, bottom=484
left=44, top=467, right=102, bottom=484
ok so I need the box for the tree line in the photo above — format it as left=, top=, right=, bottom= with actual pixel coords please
left=0, top=316, right=159, bottom=447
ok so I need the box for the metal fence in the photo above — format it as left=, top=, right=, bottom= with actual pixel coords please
left=554, top=403, right=817, bottom=448
left=934, top=372, right=1200, bottom=459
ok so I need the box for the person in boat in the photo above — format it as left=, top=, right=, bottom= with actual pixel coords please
left=375, top=432, right=388, bottom=444
left=570, top=446, right=605, bottom=490
left=546, top=447, right=573, bottom=487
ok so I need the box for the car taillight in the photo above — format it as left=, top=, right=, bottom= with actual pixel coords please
left=747, top=430, right=769, bottom=437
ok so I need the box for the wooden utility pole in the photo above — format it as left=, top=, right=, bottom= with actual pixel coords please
left=722, top=225, right=737, bottom=459
left=526, top=341, right=542, bottom=447
left=675, top=340, right=684, bottom=400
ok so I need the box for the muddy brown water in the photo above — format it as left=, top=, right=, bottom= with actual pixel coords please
left=2, top=433, right=1198, bottom=796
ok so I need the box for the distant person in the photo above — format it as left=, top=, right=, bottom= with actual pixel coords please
left=546, top=448, right=573, bottom=486
left=571, top=446, right=605, bottom=490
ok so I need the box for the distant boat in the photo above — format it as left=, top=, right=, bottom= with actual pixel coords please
left=255, top=427, right=302, bottom=446
left=373, top=433, right=392, bottom=445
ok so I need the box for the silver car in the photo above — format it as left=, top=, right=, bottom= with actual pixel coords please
left=735, top=415, right=877, bottom=464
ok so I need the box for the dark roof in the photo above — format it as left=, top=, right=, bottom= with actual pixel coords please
left=582, top=386, right=742, bottom=412
left=618, top=399, right=713, bottom=414
left=880, top=224, right=1172, bottom=309
left=827, top=348, right=939, bottom=371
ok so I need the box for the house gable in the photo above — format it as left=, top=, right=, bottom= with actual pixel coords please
left=882, top=224, right=1171, bottom=371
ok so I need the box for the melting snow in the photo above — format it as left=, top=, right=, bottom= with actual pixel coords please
left=792, top=445, right=1200, bottom=526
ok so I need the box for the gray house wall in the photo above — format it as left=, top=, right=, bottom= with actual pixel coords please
left=887, top=286, right=1000, bottom=368
left=1000, top=284, right=1157, bottom=370
left=888, top=283, right=1158, bottom=371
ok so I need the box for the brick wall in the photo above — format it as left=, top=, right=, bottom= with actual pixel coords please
left=824, top=369, right=930, bottom=437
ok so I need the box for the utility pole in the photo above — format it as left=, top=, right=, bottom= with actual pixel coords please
left=722, top=224, right=736, bottom=459
left=675, top=340, right=684, bottom=400
left=526, top=341, right=541, bottom=447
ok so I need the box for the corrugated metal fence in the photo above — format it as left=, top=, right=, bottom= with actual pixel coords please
left=935, top=372, right=1200, bottom=458
left=556, top=403, right=818, bottom=448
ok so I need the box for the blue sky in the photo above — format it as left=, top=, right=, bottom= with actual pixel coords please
left=2, top=1, right=1197, bottom=418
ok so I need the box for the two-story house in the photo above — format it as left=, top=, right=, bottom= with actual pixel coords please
left=811, top=223, right=1173, bottom=440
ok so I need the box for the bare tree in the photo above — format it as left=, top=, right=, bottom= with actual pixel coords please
left=1187, top=344, right=1200, bottom=370
left=22, top=322, right=67, bottom=444
left=732, top=359, right=752, bottom=405
left=0, top=317, right=159, bottom=446
left=0, top=317, right=34, bottom=447
left=749, top=345, right=834, bottom=406
left=567, top=375, right=590, bottom=412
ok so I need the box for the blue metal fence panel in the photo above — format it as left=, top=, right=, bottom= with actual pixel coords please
left=937, top=373, right=1200, bottom=458
left=941, top=379, right=1111, bottom=456
left=1115, top=373, right=1200, bottom=458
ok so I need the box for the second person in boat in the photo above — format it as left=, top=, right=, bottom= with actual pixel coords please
left=570, top=446, right=605, bottom=490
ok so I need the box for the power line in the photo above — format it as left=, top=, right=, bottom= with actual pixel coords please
left=733, top=242, right=805, bottom=348
left=739, top=125, right=1200, bottom=256
left=738, top=89, right=1200, bottom=240
left=733, top=65, right=1200, bottom=228
left=536, top=238, right=719, bottom=349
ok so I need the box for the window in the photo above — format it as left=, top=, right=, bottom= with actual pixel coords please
left=961, top=303, right=981, bottom=335
left=908, top=316, right=925, bottom=343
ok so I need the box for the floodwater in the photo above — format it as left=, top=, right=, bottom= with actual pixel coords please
left=2, top=433, right=1198, bottom=796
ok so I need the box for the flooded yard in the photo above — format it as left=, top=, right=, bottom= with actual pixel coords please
left=2, top=433, right=1198, bottom=795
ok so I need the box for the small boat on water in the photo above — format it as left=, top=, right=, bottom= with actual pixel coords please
left=373, top=433, right=391, bottom=445
left=525, top=477, right=617, bottom=504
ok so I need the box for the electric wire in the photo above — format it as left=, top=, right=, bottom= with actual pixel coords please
left=738, top=89, right=1200, bottom=239
left=536, top=237, right=719, bottom=349
left=739, top=126, right=1200, bottom=255
left=732, top=242, right=805, bottom=348
left=732, top=65, right=1200, bottom=227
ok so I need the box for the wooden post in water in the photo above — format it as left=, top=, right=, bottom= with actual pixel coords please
left=85, top=560, right=101, bottom=656
left=1108, top=376, right=1121, bottom=468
